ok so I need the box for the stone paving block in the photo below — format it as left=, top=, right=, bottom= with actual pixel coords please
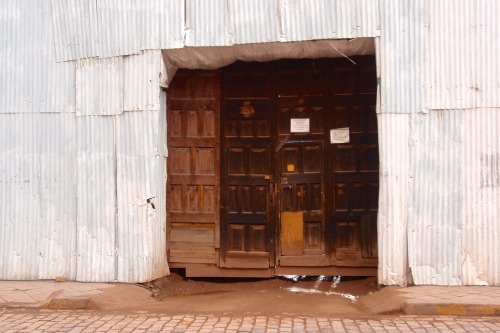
left=0, top=286, right=16, bottom=291
left=2, top=291, right=37, bottom=303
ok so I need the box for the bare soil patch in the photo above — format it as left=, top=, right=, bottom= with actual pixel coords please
left=131, top=270, right=384, bottom=316
left=91, top=270, right=384, bottom=316
left=149, top=270, right=380, bottom=300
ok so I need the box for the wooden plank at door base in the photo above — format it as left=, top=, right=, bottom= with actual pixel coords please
left=280, top=212, right=304, bottom=256
left=279, top=254, right=328, bottom=267
left=224, top=251, right=270, bottom=269
left=276, top=266, right=377, bottom=277
left=335, top=258, right=378, bottom=267
left=184, top=264, right=275, bottom=278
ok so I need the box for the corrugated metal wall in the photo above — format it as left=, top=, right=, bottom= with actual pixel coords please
left=0, top=0, right=75, bottom=114
left=76, top=57, right=124, bottom=116
left=1, top=0, right=500, bottom=285
left=50, top=0, right=184, bottom=62
left=280, top=0, right=379, bottom=41
left=378, top=0, right=427, bottom=114
left=426, top=0, right=475, bottom=110
left=50, top=0, right=380, bottom=60
left=475, top=0, right=500, bottom=107
left=462, top=108, right=500, bottom=285
left=0, top=0, right=167, bottom=282
left=123, top=51, right=162, bottom=111
left=0, top=113, right=77, bottom=279
left=230, top=0, right=280, bottom=44
left=376, top=0, right=500, bottom=286
left=408, top=111, right=463, bottom=285
left=76, top=115, right=117, bottom=281
left=377, top=114, right=410, bottom=286
left=116, top=110, right=165, bottom=282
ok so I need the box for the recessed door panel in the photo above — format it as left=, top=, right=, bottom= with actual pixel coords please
left=279, top=141, right=325, bottom=261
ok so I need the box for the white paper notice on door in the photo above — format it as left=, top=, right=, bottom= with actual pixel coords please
left=290, top=118, right=310, bottom=133
left=330, top=127, right=350, bottom=143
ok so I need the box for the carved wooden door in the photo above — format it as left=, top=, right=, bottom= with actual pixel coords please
left=329, top=57, right=379, bottom=267
left=167, top=70, right=220, bottom=265
left=219, top=57, right=379, bottom=271
left=220, top=62, right=275, bottom=269
left=276, top=59, right=330, bottom=266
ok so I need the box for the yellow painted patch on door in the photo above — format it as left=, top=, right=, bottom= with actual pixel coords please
left=287, top=163, right=295, bottom=172
left=281, top=212, right=304, bottom=256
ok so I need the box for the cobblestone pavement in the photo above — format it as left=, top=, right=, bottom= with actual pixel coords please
left=1, top=310, right=500, bottom=333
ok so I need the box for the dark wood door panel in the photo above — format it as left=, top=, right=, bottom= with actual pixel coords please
left=278, top=140, right=325, bottom=260
left=275, top=59, right=328, bottom=264
left=167, top=70, right=220, bottom=265
left=328, top=57, right=379, bottom=267
left=218, top=56, right=379, bottom=271
left=220, top=62, right=276, bottom=268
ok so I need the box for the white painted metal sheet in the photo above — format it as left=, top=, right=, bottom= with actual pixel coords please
left=379, top=108, right=500, bottom=286
left=42, top=61, right=77, bottom=114
left=280, top=0, right=379, bottom=42
left=123, top=51, right=161, bottom=111
left=279, top=0, right=335, bottom=41
left=0, top=0, right=43, bottom=114
left=41, top=0, right=77, bottom=113
left=408, top=110, right=463, bottom=285
left=377, top=113, right=411, bottom=286
left=378, top=0, right=427, bottom=114
left=475, top=0, right=500, bottom=108
left=138, top=0, right=185, bottom=50
left=185, top=0, right=231, bottom=46
left=50, top=0, right=99, bottom=62
left=158, top=0, right=187, bottom=50
left=379, top=0, right=499, bottom=113
left=0, top=0, right=75, bottom=113
left=0, top=114, right=42, bottom=279
left=462, top=108, right=500, bottom=285
left=48, top=0, right=381, bottom=58
left=51, top=0, right=184, bottom=62
left=97, top=0, right=141, bottom=58
left=0, top=113, right=77, bottom=280
left=334, top=0, right=380, bottom=38
left=230, top=0, right=280, bottom=44
left=37, top=113, right=78, bottom=279
left=136, top=0, right=162, bottom=50
left=76, top=57, right=124, bottom=116
left=426, top=0, right=475, bottom=110
left=76, top=115, right=117, bottom=282
left=116, top=110, right=168, bottom=282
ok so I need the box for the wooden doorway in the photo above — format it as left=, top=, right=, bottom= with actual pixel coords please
left=168, top=56, right=379, bottom=277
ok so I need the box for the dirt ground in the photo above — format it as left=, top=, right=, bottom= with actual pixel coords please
left=91, top=270, right=384, bottom=316
left=150, top=270, right=380, bottom=300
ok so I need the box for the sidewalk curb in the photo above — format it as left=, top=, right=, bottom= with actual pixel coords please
left=360, top=287, right=500, bottom=317
left=42, top=298, right=93, bottom=310
left=405, top=303, right=500, bottom=316
left=1, top=298, right=93, bottom=310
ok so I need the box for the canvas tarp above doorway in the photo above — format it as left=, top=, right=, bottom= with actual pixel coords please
left=161, top=38, right=375, bottom=87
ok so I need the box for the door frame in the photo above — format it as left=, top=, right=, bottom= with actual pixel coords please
left=164, top=39, right=380, bottom=277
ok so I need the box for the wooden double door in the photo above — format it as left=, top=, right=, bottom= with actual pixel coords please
left=167, top=56, right=378, bottom=276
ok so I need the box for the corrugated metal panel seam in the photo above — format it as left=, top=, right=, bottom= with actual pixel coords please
left=49, top=0, right=381, bottom=61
